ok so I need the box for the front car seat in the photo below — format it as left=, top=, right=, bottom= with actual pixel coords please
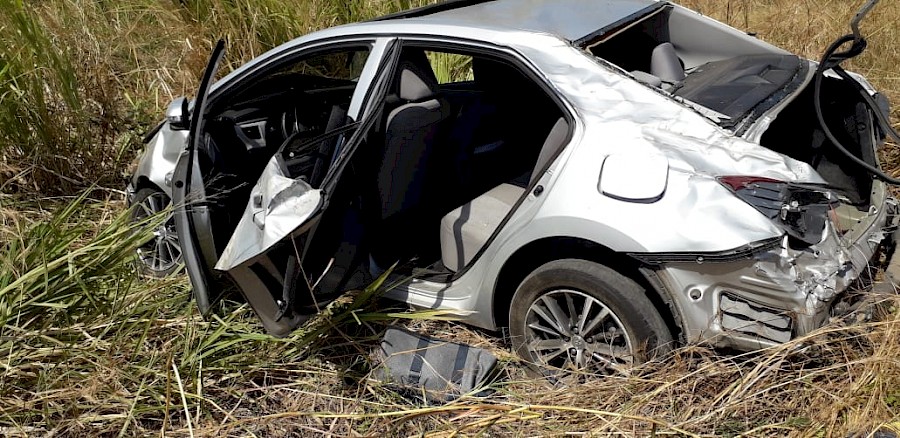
left=371, top=50, right=453, bottom=267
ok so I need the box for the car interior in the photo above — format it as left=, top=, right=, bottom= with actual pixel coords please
left=585, top=4, right=877, bottom=208
left=587, top=6, right=805, bottom=129
left=361, top=48, right=567, bottom=276
left=193, top=44, right=568, bottom=314
left=183, top=48, right=370, bottom=307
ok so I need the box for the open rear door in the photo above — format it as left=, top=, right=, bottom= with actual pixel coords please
left=172, top=40, right=226, bottom=315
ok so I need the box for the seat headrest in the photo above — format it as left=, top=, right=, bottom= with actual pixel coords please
left=396, top=50, right=439, bottom=101
left=650, top=42, right=685, bottom=84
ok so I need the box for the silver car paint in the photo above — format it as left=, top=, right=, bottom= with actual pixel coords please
left=654, top=186, right=888, bottom=350
left=134, top=0, right=892, bottom=348
left=214, top=158, right=323, bottom=271
left=132, top=122, right=187, bottom=196
left=371, top=14, right=887, bottom=340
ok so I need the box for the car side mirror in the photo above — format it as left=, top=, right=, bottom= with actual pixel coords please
left=166, top=96, right=190, bottom=131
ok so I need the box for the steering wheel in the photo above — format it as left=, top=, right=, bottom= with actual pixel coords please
left=308, top=105, right=348, bottom=188
left=280, top=106, right=301, bottom=139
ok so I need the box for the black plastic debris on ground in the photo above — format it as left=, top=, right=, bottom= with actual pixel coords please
left=371, top=326, right=501, bottom=403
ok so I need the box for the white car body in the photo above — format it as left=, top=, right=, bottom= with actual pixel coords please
left=131, top=0, right=895, bottom=364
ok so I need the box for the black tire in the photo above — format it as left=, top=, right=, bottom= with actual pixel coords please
left=130, top=187, right=182, bottom=278
left=509, top=259, right=672, bottom=376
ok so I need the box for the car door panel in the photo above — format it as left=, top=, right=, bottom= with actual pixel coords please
left=211, top=38, right=400, bottom=334
left=173, top=40, right=226, bottom=316
left=227, top=254, right=309, bottom=337
left=214, top=157, right=323, bottom=271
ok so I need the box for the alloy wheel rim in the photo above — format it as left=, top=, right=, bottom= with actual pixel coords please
left=134, top=193, right=181, bottom=273
left=523, top=289, right=634, bottom=374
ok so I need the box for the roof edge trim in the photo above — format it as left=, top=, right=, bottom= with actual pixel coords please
left=574, top=2, right=668, bottom=46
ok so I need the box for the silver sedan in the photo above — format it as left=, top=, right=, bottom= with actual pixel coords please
left=129, top=0, right=897, bottom=374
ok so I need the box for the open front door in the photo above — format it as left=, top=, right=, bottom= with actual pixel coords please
left=172, top=40, right=226, bottom=315
left=212, top=40, right=400, bottom=336
left=212, top=128, right=351, bottom=335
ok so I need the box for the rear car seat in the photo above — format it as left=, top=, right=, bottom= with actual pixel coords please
left=439, top=118, right=569, bottom=272
left=630, top=42, right=685, bottom=91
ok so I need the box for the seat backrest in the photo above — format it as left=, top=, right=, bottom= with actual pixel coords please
left=650, top=42, right=686, bottom=84
left=528, top=118, right=570, bottom=184
left=371, top=51, right=455, bottom=266
left=377, top=50, right=452, bottom=220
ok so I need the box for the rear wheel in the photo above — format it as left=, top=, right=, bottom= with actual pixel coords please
left=509, top=259, right=671, bottom=377
left=131, top=187, right=182, bottom=277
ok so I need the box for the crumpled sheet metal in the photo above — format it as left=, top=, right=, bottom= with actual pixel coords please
left=215, top=157, right=321, bottom=271
left=519, top=39, right=826, bottom=185
left=742, top=219, right=882, bottom=335
left=489, top=37, right=838, bottom=255
left=753, top=227, right=852, bottom=315
left=759, top=216, right=884, bottom=307
left=655, top=217, right=886, bottom=347
left=517, top=39, right=885, bottom=303
left=537, top=167, right=786, bottom=253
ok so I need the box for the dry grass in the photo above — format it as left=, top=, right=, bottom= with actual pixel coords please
left=0, top=0, right=426, bottom=195
left=1, top=0, right=900, bottom=436
left=105, top=301, right=900, bottom=437
left=679, top=0, right=900, bottom=121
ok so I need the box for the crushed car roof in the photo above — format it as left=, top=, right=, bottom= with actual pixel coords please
left=215, top=1, right=669, bottom=97
left=376, top=0, right=663, bottom=44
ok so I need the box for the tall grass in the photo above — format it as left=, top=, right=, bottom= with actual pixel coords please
left=0, top=0, right=430, bottom=196
left=1, top=0, right=895, bottom=196
left=0, top=0, right=88, bottom=194
left=0, top=192, right=463, bottom=435
left=678, top=0, right=900, bottom=109
left=0, top=0, right=899, bottom=436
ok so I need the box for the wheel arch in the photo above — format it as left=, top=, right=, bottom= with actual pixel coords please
left=132, top=176, right=172, bottom=205
left=492, top=236, right=683, bottom=341
left=134, top=175, right=164, bottom=192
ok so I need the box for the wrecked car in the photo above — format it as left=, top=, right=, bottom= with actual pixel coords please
left=129, top=0, right=898, bottom=374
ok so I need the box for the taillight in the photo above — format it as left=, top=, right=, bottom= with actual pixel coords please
left=717, top=176, right=837, bottom=246
left=717, top=176, right=783, bottom=191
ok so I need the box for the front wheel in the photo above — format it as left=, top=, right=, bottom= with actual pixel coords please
left=509, top=259, right=672, bottom=376
left=130, top=187, right=182, bottom=277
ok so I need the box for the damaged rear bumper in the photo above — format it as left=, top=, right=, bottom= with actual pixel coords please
left=644, top=189, right=897, bottom=351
